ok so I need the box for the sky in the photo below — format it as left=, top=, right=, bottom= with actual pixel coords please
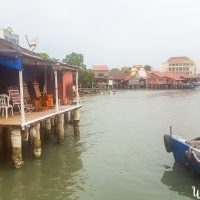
left=1, top=0, right=200, bottom=70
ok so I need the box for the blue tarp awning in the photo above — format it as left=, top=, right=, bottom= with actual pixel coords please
left=0, top=49, right=22, bottom=70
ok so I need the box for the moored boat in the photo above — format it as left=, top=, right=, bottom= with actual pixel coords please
left=164, top=131, right=200, bottom=175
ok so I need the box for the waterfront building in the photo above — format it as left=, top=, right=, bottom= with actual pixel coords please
left=129, top=68, right=148, bottom=88
left=129, top=65, right=151, bottom=76
left=0, top=38, right=81, bottom=168
left=129, top=65, right=144, bottom=76
left=146, top=71, right=192, bottom=89
left=162, top=56, right=197, bottom=76
left=92, top=65, right=109, bottom=87
left=108, top=71, right=126, bottom=89
left=123, top=75, right=132, bottom=89
left=0, top=27, right=19, bottom=45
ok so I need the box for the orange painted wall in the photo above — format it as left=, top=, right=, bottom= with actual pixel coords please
left=60, top=71, right=73, bottom=105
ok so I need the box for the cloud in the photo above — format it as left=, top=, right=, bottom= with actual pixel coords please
left=1, top=0, right=200, bottom=70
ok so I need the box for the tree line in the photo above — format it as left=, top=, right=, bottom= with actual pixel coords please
left=38, top=52, right=95, bottom=88
left=38, top=52, right=152, bottom=88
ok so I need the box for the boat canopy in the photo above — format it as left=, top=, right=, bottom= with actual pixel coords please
left=0, top=49, right=22, bottom=70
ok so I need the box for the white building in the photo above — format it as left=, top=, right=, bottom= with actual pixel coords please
left=162, top=56, right=197, bottom=76
left=0, top=27, right=19, bottom=45
left=129, top=68, right=148, bottom=88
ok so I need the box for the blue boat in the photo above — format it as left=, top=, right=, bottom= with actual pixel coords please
left=164, top=132, right=200, bottom=175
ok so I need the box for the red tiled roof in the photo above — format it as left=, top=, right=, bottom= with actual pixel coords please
left=124, top=75, right=132, bottom=81
left=92, top=65, right=109, bottom=71
left=167, top=56, right=191, bottom=63
left=148, top=71, right=191, bottom=81
left=109, top=71, right=126, bottom=80
left=149, top=71, right=165, bottom=78
left=162, top=72, right=184, bottom=81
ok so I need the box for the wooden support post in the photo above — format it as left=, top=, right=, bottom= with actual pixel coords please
left=54, top=115, right=59, bottom=135
left=2, top=127, right=11, bottom=152
left=10, top=127, right=24, bottom=168
left=64, top=113, right=68, bottom=125
left=40, top=121, right=46, bottom=129
left=32, top=123, right=41, bottom=158
left=44, top=68, right=47, bottom=94
left=51, top=117, right=55, bottom=129
left=21, top=127, right=29, bottom=149
left=68, top=111, right=72, bottom=124
left=73, top=108, right=80, bottom=136
left=57, top=114, right=64, bottom=144
left=45, top=118, right=51, bottom=139
left=71, top=111, right=74, bottom=124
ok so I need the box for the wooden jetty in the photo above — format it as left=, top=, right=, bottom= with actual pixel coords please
left=0, top=38, right=82, bottom=168
left=79, top=87, right=109, bottom=94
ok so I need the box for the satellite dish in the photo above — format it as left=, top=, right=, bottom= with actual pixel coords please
left=25, top=35, right=39, bottom=51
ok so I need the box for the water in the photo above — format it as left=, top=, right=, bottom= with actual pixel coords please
left=1, top=90, right=200, bottom=200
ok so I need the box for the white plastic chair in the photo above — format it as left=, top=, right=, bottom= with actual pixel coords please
left=0, top=94, right=14, bottom=118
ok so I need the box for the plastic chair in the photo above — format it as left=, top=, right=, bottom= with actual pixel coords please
left=8, top=86, right=34, bottom=113
left=0, top=94, right=13, bottom=118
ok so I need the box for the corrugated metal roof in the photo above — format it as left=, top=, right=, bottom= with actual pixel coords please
left=0, top=38, right=79, bottom=71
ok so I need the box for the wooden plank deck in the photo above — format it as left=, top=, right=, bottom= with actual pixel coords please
left=0, top=105, right=82, bottom=127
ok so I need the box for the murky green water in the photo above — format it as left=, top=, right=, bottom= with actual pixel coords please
left=1, top=90, right=200, bottom=200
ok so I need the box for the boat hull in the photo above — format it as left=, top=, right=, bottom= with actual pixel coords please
left=169, top=135, right=200, bottom=175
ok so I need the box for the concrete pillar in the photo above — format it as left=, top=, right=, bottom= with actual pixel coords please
left=45, top=118, right=51, bottom=139
left=10, top=127, right=24, bottom=168
left=57, top=114, right=64, bottom=144
left=73, top=108, right=80, bottom=136
left=2, top=127, right=11, bottom=152
left=31, top=123, right=41, bottom=158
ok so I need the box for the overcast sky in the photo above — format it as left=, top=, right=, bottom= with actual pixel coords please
left=1, top=0, right=200, bottom=70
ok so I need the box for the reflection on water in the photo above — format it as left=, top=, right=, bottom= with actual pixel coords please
left=0, top=126, right=86, bottom=200
left=0, top=90, right=200, bottom=200
left=161, top=162, right=200, bottom=199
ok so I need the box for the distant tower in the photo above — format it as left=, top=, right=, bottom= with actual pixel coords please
left=0, top=27, right=19, bottom=45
